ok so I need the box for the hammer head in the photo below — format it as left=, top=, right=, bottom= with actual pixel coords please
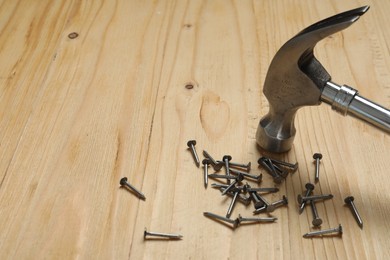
left=256, top=6, right=369, bottom=153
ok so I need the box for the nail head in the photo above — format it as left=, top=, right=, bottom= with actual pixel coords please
left=187, top=140, right=196, bottom=147
left=120, top=177, right=128, bottom=185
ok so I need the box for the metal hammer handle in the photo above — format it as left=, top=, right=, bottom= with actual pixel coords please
left=321, top=81, right=390, bottom=132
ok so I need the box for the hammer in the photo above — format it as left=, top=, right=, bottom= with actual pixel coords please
left=256, top=6, right=390, bottom=153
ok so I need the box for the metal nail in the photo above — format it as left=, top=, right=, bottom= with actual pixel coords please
left=313, top=153, right=322, bottom=183
left=208, top=174, right=237, bottom=180
left=238, top=214, right=277, bottom=223
left=221, top=174, right=244, bottom=195
left=219, top=188, right=251, bottom=205
left=226, top=189, right=240, bottom=218
left=249, top=194, right=265, bottom=209
left=203, top=212, right=239, bottom=228
left=144, top=228, right=183, bottom=240
left=271, top=195, right=288, bottom=208
left=202, top=159, right=210, bottom=188
left=246, top=187, right=279, bottom=193
left=252, top=205, right=267, bottom=214
left=272, top=163, right=289, bottom=178
left=212, top=183, right=246, bottom=190
left=222, top=155, right=232, bottom=184
left=310, top=200, right=323, bottom=227
left=269, top=158, right=298, bottom=171
left=257, top=158, right=282, bottom=183
left=297, top=194, right=333, bottom=204
left=303, top=224, right=343, bottom=238
left=299, top=183, right=315, bottom=214
left=230, top=161, right=251, bottom=171
left=120, top=177, right=146, bottom=200
left=256, top=193, right=276, bottom=213
left=211, top=183, right=229, bottom=188
left=203, top=150, right=223, bottom=171
left=229, top=168, right=263, bottom=182
left=187, top=140, right=200, bottom=167
left=246, top=184, right=266, bottom=209
left=344, top=196, right=363, bottom=229
left=217, top=161, right=251, bottom=171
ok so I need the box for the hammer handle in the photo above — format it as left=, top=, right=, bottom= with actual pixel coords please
left=321, top=81, right=390, bottom=133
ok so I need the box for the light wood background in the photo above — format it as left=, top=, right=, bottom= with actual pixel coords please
left=0, top=0, right=389, bottom=259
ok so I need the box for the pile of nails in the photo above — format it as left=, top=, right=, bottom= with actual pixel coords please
left=188, top=140, right=364, bottom=238
left=187, top=140, right=294, bottom=230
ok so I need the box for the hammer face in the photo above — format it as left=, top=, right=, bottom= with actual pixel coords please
left=256, top=108, right=297, bottom=153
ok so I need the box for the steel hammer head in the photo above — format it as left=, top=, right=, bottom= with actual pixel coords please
left=256, top=6, right=369, bottom=153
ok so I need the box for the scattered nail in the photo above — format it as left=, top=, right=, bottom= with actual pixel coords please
left=313, top=153, right=322, bottom=183
left=310, top=200, right=323, bottom=227
left=229, top=168, right=262, bottom=182
left=344, top=196, right=363, bottom=229
left=120, top=177, right=146, bottom=200
left=202, top=159, right=210, bottom=188
left=297, top=194, right=333, bottom=204
left=203, top=150, right=223, bottom=171
left=271, top=195, right=288, bottom=209
left=238, top=214, right=277, bottom=224
left=187, top=140, right=200, bottom=167
left=203, top=212, right=239, bottom=229
left=144, top=228, right=183, bottom=240
left=299, top=183, right=315, bottom=214
left=303, top=224, right=343, bottom=238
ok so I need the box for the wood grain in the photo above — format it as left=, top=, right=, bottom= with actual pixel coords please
left=0, top=0, right=389, bottom=259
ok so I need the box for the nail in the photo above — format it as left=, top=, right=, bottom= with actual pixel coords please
left=144, top=228, right=183, bottom=240
left=208, top=173, right=237, bottom=180
left=303, top=224, right=343, bottom=238
left=252, top=204, right=267, bottom=214
left=344, top=196, right=363, bottom=229
left=310, top=200, right=323, bottom=227
left=217, top=160, right=251, bottom=171
left=226, top=189, right=240, bottom=218
left=187, top=140, right=200, bottom=167
left=299, top=183, right=315, bottom=214
left=120, top=177, right=146, bottom=200
left=313, top=153, right=322, bottom=183
left=256, top=193, right=276, bottom=212
left=204, top=212, right=240, bottom=228
left=271, top=195, right=288, bottom=208
left=222, top=155, right=232, bottom=184
left=219, top=188, right=251, bottom=205
left=213, top=183, right=246, bottom=190
left=258, top=158, right=282, bottom=183
left=203, top=150, right=223, bottom=171
left=238, top=214, right=277, bottom=223
left=221, top=174, right=244, bottom=195
left=246, top=184, right=266, bottom=209
left=268, top=158, right=298, bottom=171
left=272, top=163, right=289, bottom=178
left=229, top=168, right=263, bottom=182
left=211, top=183, right=229, bottom=189
left=249, top=194, right=265, bottom=209
left=246, top=187, right=279, bottom=193
left=202, top=159, right=210, bottom=188
left=297, top=194, right=333, bottom=204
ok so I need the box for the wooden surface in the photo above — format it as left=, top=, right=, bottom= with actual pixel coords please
left=0, top=0, right=389, bottom=259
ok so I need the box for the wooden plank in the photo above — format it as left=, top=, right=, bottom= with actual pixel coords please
left=0, top=0, right=389, bottom=259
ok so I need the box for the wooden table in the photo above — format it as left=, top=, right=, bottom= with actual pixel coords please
left=1, top=0, right=389, bottom=259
